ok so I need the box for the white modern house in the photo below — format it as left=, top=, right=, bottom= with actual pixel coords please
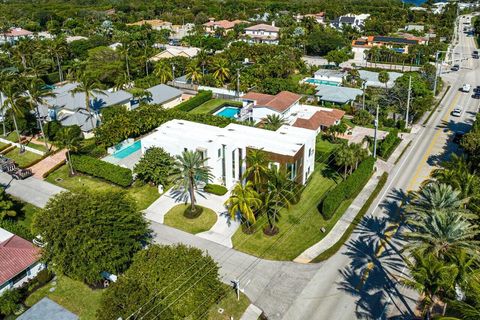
left=0, top=228, right=44, bottom=294
left=359, top=70, right=403, bottom=89
left=330, top=14, right=370, bottom=31
left=313, top=69, right=347, bottom=86
left=141, top=119, right=316, bottom=189
left=242, top=23, right=280, bottom=45
left=240, top=91, right=302, bottom=123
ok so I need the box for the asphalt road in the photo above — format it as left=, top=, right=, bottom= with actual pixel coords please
left=283, top=14, right=480, bottom=320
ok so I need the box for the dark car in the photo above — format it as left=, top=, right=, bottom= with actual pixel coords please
left=451, top=64, right=460, bottom=71
left=453, top=131, right=465, bottom=144
left=474, top=85, right=480, bottom=93
left=473, top=92, right=480, bottom=99
left=474, top=51, right=479, bottom=59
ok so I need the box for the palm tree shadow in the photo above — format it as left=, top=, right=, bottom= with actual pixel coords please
left=168, top=187, right=209, bottom=203
left=377, top=188, right=410, bottom=224
left=321, top=165, right=341, bottom=181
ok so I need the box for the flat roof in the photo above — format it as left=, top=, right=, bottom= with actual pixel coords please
left=17, top=298, right=78, bottom=320
left=315, top=85, right=363, bottom=104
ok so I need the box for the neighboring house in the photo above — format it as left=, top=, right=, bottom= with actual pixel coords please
left=169, top=24, right=195, bottom=41
left=146, top=84, right=183, bottom=109
left=241, top=91, right=301, bottom=123
left=351, top=35, right=427, bottom=60
left=141, top=119, right=316, bottom=188
left=0, top=27, right=33, bottom=44
left=203, top=19, right=246, bottom=34
left=315, top=84, right=363, bottom=105
left=150, top=45, right=200, bottom=61
left=242, top=23, right=280, bottom=45
left=359, top=70, right=403, bottom=89
left=126, top=19, right=173, bottom=31
left=295, top=12, right=326, bottom=24
left=313, top=69, right=347, bottom=86
left=108, top=42, right=122, bottom=50
left=409, top=7, right=428, bottom=12
left=65, top=36, right=88, bottom=43
left=330, top=14, right=370, bottom=31
left=17, top=297, right=78, bottom=320
left=36, top=31, right=54, bottom=40
left=405, top=24, right=425, bottom=33
left=292, top=105, right=345, bottom=133
left=0, top=228, right=44, bottom=294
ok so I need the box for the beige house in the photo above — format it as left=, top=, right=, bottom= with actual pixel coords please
left=126, top=19, right=172, bottom=30
left=150, top=45, right=200, bottom=61
left=203, top=19, right=246, bottom=34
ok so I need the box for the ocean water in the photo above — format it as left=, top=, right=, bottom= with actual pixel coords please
left=402, top=0, right=426, bottom=4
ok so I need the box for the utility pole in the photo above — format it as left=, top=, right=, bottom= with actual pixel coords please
left=406, top=75, right=411, bottom=128
left=362, top=80, right=366, bottom=110
left=236, top=68, right=241, bottom=97
left=373, top=103, right=379, bottom=158
left=433, top=51, right=440, bottom=96
left=171, top=63, right=175, bottom=86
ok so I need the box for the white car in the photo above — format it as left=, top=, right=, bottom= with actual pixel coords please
left=452, top=106, right=463, bottom=117
left=462, top=84, right=471, bottom=92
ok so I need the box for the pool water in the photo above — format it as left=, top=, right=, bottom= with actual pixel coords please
left=112, top=140, right=141, bottom=159
left=215, top=106, right=241, bottom=119
left=304, top=78, right=340, bottom=86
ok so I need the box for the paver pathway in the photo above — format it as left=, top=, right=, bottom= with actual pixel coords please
left=30, top=149, right=67, bottom=178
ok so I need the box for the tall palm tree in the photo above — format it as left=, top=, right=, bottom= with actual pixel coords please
left=1, top=78, right=25, bottom=148
left=263, top=170, right=294, bottom=234
left=173, top=150, right=212, bottom=214
left=407, top=183, right=464, bottom=216
left=225, top=181, right=262, bottom=226
left=263, top=114, right=287, bottom=131
left=154, top=61, right=173, bottom=84
left=212, top=58, right=230, bottom=85
left=47, top=37, right=68, bottom=82
left=401, top=252, right=457, bottom=320
left=24, top=77, right=55, bottom=151
left=335, top=143, right=356, bottom=178
left=55, top=126, right=82, bottom=175
left=70, top=72, right=105, bottom=130
left=185, top=61, right=203, bottom=85
left=0, top=70, right=13, bottom=136
left=243, top=148, right=270, bottom=190
left=378, top=70, right=390, bottom=91
left=405, top=209, right=480, bottom=259
left=196, top=50, right=209, bottom=76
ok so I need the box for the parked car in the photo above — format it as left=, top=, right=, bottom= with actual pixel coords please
left=453, top=131, right=465, bottom=144
left=462, top=83, right=472, bottom=92
left=473, top=92, right=480, bottom=99
left=451, top=64, right=460, bottom=71
left=452, top=106, right=463, bottom=117
left=473, top=50, right=479, bottom=59
left=474, top=85, right=480, bottom=93
left=11, top=168, right=32, bottom=180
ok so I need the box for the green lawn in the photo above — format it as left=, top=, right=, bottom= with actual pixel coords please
left=191, top=99, right=242, bottom=114
left=232, top=164, right=340, bottom=261
left=15, top=201, right=39, bottom=231
left=207, top=285, right=251, bottom=320
left=164, top=204, right=217, bottom=234
left=24, top=275, right=103, bottom=320
left=4, top=148, right=43, bottom=168
left=315, top=136, right=339, bottom=162
left=46, top=165, right=160, bottom=210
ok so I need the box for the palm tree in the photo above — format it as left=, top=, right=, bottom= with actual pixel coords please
left=70, top=72, right=105, bottom=130
left=405, top=209, right=480, bottom=259
left=378, top=70, right=390, bottom=91
left=225, top=181, right=262, bottom=227
left=212, top=58, right=230, bottom=84
left=55, top=126, right=82, bottom=175
left=263, top=114, right=287, bottom=131
left=243, top=149, right=270, bottom=190
left=263, top=170, right=294, bottom=235
left=0, top=70, right=13, bottom=136
left=47, top=37, right=68, bottom=82
left=173, top=150, right=212, bottom=214
left=154, top=61, right=173, bottom=84
left=24, top=77, right=55, bottom=151
left=335, top=143, right=356, bottom=178
left=196, top=50, right=209, bottom=76
left=185, top=61, right=203, bottom=85
left=407, top=183, right=464, bottom=216
left=1, top=78, right=25, bottom=148
left=401, top=252, right=457, bottom=320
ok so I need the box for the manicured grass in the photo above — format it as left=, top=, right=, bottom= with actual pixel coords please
left=191, top=99, right=242, bottom=114
left=207, top=285, right=251, bottom=320
left=164, top=204, right=217, bottom=234
left=315, top=136, right=339, bottom=162
left=24, top=275, right=103, bottom=320
left=46, top=165, right=160, bottom=210
left=231, top=164, right=340, bottom=261
left=14, top=200, right=39, bottom=231
left=4, top=148, right=43, bottom=167
left=4, top=132, right=49, bottom=153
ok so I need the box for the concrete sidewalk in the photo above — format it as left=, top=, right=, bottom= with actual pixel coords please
left=144, top=188, right=240, bottom=248
left=240, top=304, right=263, bottom=320
left=0, top=172, right=65, bottom=208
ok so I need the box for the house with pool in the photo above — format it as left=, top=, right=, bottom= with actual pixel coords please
left=140, top=119, right=316, bottom=189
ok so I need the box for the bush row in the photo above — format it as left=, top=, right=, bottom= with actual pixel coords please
left=204, top=184, right=228, bottom=196
left=0, top=219, right=33, bottom=241
left=42, top=160, right=66, bottom=178
left=322, top=157, right=375, bottom=219
left=0, top=143, right=11, bottom=153
left=176, top=90, right=213, bottom=112
left=378, top=130, right=401, bottom=159
left=71, top=154, right=133, bottom=187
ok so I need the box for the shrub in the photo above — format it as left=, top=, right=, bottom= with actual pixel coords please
left=134, top=147, right=175, bottom=186
left=176, top=90, right=213, bottom=112
left=42, top=160, right=66, bottom=178
left=322, top=157, right=375, bottom=219
left=0, top=219, right=33, bottom=241
left=35, top=269, right=54, bottom=286
left=204, top=184, right=228, bottom=196
left=0, top=143, right=11, bottom=152
left=0, top=288, right=22, bottom=316
left=352, top=109, right=373, bottom=126
left=71, top=154, right=133, bottom=187
left=378, top=130, right=400, bottom=159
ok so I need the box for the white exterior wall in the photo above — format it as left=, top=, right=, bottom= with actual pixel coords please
left=352, top=47, right=367, bottom=62
left=162, top=96, right=183, bottom=109
left=251, top=107, right=281, bottom=123
left=0, top=262, right=45, bottom=295
left=245, top=30, right=278, bottom=38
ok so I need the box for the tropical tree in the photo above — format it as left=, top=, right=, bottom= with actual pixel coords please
left=70, top=72, right=105, bottom=130
left=185, top=61, right=203, bottom=84
left=407, top=183, right=464, bottom=216
left=154, top=61, right=173, bottom=84
left=401, top=253, right=457, bottom=320
left=378, top=70, right=390, bottom=91
left=335, top=143, right=356, bottom=178
left=263, top=114, right=288, bottom=131
left=134, top=147, right=176, bottom=186
left=212, top=58, right=230, bottom=84
left=55, top=126, right=83, bottom=175
left=243, top=148, right=270, bottom=190
left=225, top=181, right=262, bottom=227
left=263, top=170, right=294, bottom=235
left=1, top=78, right=25, bottom=148
left=173, top=150, right=212, bottom=215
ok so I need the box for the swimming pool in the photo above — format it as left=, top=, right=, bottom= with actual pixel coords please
left=214, top=106, right=241, bottom=119
left=304, top=78, right=341, bottom=86
left=112, top=140, right=141, bottom=159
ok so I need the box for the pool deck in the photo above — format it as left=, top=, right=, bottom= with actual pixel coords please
left=102, top=150, right=142, bottom=170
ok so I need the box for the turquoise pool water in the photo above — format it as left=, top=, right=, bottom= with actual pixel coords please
left=215, top=106, right=241, bottom=119
left=113, top=140, right=141, bottom=159
left=305, top=78, right=340, bottom=86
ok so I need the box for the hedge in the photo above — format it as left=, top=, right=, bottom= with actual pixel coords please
left=71, top=154, right=133, bottom=187
left=378, top=130, right=401, bottom=159
left=177, top=91, right=213, bottom=112
left=42, top=159, right=67, bottom=178
left=322, top=157, right=375, bottom=219
left=204, top=184, right=228, bottom=196
left=0, top=143, right=11, bottom=153
left=312, top=172, right=388, bottom=262
left=0, top=219, right=33, bottom=241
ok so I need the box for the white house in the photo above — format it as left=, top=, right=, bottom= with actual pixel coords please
left=0, top=28, right=33, bottom=44
left=141, top=119, right=316, bottom=189
left=150, top=45, right=200, bottom=61
left=0, top=228, right=44, bottom=294
left=295, top=12, right=326, bottom=24
left=359, top=70, right=403, bottom=89
left=242, top=23, right=280, bottom=45
left=240, top=91, right=301, bottom=123
left=313, top=69, right=347, bottom=86
left=330, top=14, right=370, bottom=31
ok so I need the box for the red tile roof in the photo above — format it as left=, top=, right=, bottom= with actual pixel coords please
left=242, top=91, right=301, bottom=113
left=245, top=23, right=279, bottom=32
left=203, top=20, right=243, bottom=29
left=0, top=235, right=41, bottom=285
left=293, top=109, right=345, bottom=130
left=5, top=28, right=33, bottom=37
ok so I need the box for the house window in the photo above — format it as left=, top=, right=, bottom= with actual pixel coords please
left=286, top=162, right=296, bottom=180
left=218, top=148, right=222, bottom=158
left=269, top=162, right=279, bottom=172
